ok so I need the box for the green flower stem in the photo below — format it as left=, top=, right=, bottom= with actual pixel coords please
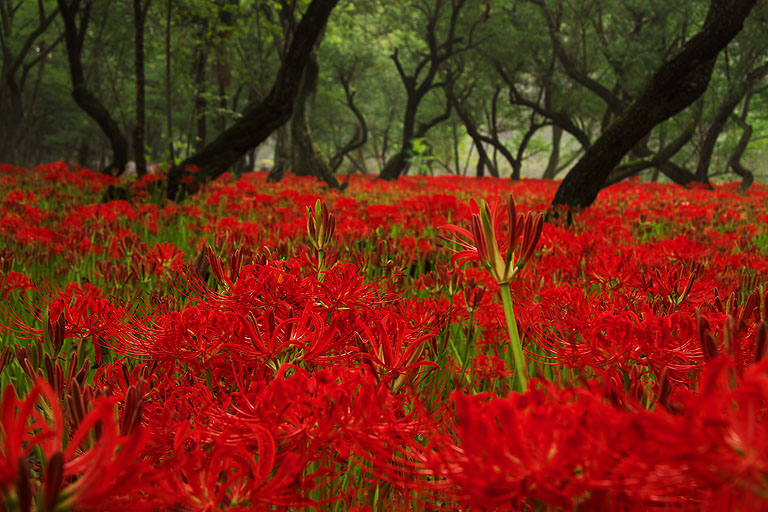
left=317, top=248, right=325, bottom=282
left=499, top=282, right=528, bottom=392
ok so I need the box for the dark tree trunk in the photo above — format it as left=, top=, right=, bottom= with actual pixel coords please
left=729, top=98, right=755, bottom=193
left=0, top=2, right=60, bottom=164
left=695, top=62, right=768, bottom=184
left=543, top=125, right=562, bottom=179
left=328, top=64, right=368, bottom=173
left=268, top=122, right=290, bottom=182
left=192, top=46, right=207, bottom=150
left=512, top=121, right=547, bottom=180
left=78, top=138, right=90, bottom=167
left=165, top=0, right=174, bottom=163
left=379, top=92, right=418, bottom=181
left=552, top=0, right=759, bottom=211
left=57, top=0, right=129, bottom=175
left=133, top=0, right=151, bottom=177
left=289, top=51, right=342, bottom=188
left=449, top=90, right=498, bottom=178
left=729, top=120, right=754, bottom=193
left=166, top=0, right=339, bottom=199
left=605, top=123, right=697, bottom=186
left=379, top=150, right=410, bottom=181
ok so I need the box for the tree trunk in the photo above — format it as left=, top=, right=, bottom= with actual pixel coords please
left=0, top=2, right=60, bottom=164
left=289, top=51, right=342, bottom=188
left=379, top=150, right=410, bottom=181
left=729, top=99, right=755, bottom=193
left=379, top=93, right=418, bottom=180
left=57, top=0, right=129, bottom=175
left=192, top=46, right=207, bottom=151
left=729, top=120, right=754, bottom=193
left=166, top=0, right=339, bottom=199
left=133, top=0, right=151, bottom=177
left=268, top=122, right=290, bottom=182
left=695, top=62, right=768, bottom=184
left=165, top=0, right=174, bottom=163
left=543, top=125, right=562, bottom=179
left=449, top=91, right=499, bottom=178
left=552, top=0, right=758, bottom=211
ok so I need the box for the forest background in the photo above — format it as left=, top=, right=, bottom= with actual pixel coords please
left=1, top=0, right=766, bottom=208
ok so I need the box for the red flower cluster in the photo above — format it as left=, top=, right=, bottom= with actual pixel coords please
left=0, top=164, right=767, bottom=509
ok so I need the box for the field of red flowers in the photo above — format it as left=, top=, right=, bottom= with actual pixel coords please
left=1, top=162, right=768, bottom=511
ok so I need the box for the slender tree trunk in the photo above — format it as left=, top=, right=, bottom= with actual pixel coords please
left=268, top=122, right=290, bottom=182
left=57, top=0, right=129, bottom=175
left=729, top=98, right=755, bottom=193
left=543, top=125, right=562, bottom=179
left=449, top=91, right=498, bottom=178
left=695, top=62, right=768, bottom=184
left=288, top=51, right=342, bottom=188
left=379, top=96, right=418, bottom=181
left=729, top=120, right=754, bottom=193
left=166, top=0, right=339, bottom=199
left=133, top=0, right=151, bottom=177
left=0, top=2, right=60, bottom=164
left=552, top=0, right=758, bottom=211
left=192, top=46, right=207, bottom=150
left=165, top=0, right=174, bottom=163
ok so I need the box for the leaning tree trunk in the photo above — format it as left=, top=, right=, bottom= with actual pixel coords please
left=57, top=0, right=129, bottom=175
left=551, top=0, right=758, bottom=211
left=166, top=0, right=339, bottom=199
left=448, top=91, right=499, bottom=178
left=729, top=104, right=755, bottom=193
left=289, top=52, right=343, bottom=188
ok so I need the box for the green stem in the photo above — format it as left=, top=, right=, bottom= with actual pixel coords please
left=499, top=283, right=528, bottom=392
left=317, top=248, right=324, bottom=282
left=459, top=310, right=475, bottom=384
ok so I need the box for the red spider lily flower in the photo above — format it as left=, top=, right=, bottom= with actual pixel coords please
left=307, top=199, right=336, bottom=252
left=59, top=394, right=169, bottom=510
left=0, top=381, right=62, bottom=500
left=440, top=194, right=543, bottom=285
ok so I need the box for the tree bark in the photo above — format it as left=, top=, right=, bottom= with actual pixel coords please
left=192, top=46, right=207, bottom=151
left=57, top=0, right=129, bottom=175
left=0, top=2, right=60, bottom=164
left=133, top=0, right=151, bottom=177
left=729, top=99, right=756, bottom=193
left=166, top=0, right=339, bottom=199
left=289, top=51, right=343, bottom=188
left=552, top=0, right=759, bottom=211
left=543, top=125, right=562, bottom=179
left=165, top=0, right=174, bottom=163
left=449, top=89, right=499, bottom=178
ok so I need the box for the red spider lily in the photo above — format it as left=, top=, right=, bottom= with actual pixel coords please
left=1, top=380, right=166, bottom=511
left=144, top=241, right=186, bottom=276
left=0, top=381, right=62, bottom=500
left=440, top=194, right=543, bottom=285
left=59, top=395, right=167, bottom=510
left=353, top=313, right=440, bottom=392
left=307, top=198, right=336, bottom=252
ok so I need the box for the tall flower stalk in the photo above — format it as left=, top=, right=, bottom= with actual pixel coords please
left=306, top=199, right=336, bottom=281
left=441, top=195, right=543, bottom=392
